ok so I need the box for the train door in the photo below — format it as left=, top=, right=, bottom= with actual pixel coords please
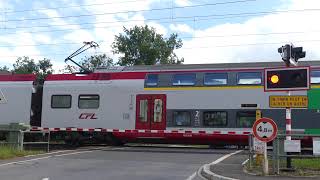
left=135, top=94, right=166, bottom=130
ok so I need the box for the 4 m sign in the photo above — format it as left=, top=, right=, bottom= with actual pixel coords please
left=253, top=118, right=278, bottom=142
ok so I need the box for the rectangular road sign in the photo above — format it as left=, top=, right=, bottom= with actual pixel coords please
left=269, top=95, right=308, bottom=108
left=284, top=140, right=301, bottom=153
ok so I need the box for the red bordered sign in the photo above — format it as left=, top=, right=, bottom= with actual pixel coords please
left=253, top=117, right=278, bottom=142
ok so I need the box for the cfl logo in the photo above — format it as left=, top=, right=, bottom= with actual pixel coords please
left=79, top=113, right=97, bottom=120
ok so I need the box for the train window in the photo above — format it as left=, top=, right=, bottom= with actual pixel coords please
left=139, top=100, right=148, bottom=122
left=172, top=73, right=196, bottom=86
left=237, top=111, right=256, bottom=128
left=311, top=70, right=320, bottom=84
left=203, top=111, right=227, bottom=127
left=204, top=73, right=227, bottom=85
left=146, top=74, right=158, bottom=86
left=237, top=72, right=262, bottom=85
left=174, top=111, right=191, bottom=126
left=153, top=99, right=163, bottom=123
left=78, top=95, right=99, bottom=109
left=51, top=95, right=71, bottom=108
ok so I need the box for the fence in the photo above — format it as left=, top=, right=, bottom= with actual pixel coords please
left=248, top=133, right=320, bottom=175
left=0, top=124, right=50, bottom=152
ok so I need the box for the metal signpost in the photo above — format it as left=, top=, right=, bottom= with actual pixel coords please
left=264, top=44, right=308, bottom=169
left=252, top=117, right=278, bottom=175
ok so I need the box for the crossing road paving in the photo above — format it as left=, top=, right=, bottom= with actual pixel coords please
left=0, top=145, right=239, bottom=180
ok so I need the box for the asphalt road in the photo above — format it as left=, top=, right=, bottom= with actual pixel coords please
left=0, top=145, right=238, bottom=180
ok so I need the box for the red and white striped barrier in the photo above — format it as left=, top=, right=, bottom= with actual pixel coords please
left=30, top=127, right=251, bottom=135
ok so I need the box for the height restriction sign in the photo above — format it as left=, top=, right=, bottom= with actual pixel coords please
left=253, top=118, right=278, bottom=142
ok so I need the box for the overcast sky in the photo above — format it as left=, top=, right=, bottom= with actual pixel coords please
left=0, top=0, right=319, bottom=72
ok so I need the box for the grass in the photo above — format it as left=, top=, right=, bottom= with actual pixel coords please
left=292, top=158, right=320, bottom=170
left=246, top=157, right=320, bottom=176
left=0, top=145, right=43, bottom=160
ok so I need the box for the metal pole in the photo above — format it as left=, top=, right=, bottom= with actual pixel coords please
left=263, top=142, right=269, bottom=175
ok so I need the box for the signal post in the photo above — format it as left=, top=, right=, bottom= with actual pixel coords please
left=264, top=44, right=308, bottom=169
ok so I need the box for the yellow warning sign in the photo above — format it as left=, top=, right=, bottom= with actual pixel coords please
left=269, top=95, right=308, bottom=108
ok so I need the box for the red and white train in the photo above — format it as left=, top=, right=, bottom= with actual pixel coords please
left=2, top=61, right=320, bottom=146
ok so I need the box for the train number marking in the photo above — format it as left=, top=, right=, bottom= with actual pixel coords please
left=79, top=113, right=97, bottom=120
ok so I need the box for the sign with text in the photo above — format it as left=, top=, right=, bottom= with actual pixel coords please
left=284, top=140, right=301, bottom=153
left=313, top=138, right=320, bottom=155
left=269, top=95, right=308, bottom=108
left=252, top=117, right=278, bottom=142
left=253, top=137, right=266, bottom=154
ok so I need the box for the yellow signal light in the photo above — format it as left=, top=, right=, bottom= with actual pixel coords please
left=270, top=75, right=279, bottom=84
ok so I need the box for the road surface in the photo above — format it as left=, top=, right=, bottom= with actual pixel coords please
left=0, top=145, right=239, bottom=180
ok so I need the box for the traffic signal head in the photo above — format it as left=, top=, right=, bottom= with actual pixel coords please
left=291, top=47, right=306, bottom=62
left=278, top=44, right=306, bottom=65
left=264, top=67, right=310, bottom=91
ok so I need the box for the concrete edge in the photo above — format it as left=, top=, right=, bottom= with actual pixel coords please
left=198, top=150, right=243, bottom=180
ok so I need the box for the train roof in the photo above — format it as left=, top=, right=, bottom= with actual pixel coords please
left=95, top=60, right=320, bottom=72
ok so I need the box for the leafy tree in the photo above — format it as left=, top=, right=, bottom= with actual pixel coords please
left=12, top=56, right=53, bottom=80
left=112, top=25, right=184, bottom=66
left=0, top=65, right=10, bottom=72
left=81, top=54, right=114, bottom=71
left=60, top=65, right=78, bottom=74
left=13, top=56, right=39, bottom=74
left=37, top=58, right=53, bottom=79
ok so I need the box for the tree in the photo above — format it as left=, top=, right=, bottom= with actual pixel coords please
left=37, top=58, right=53, bottom=79
left=0, top=66, right=10, bottom=72
left=13, top=56, right=39, bottom=74
left=12, top=56, right=53, bottom=80
left=112, top=25, right=184, bottom=66
left=81, top=54, right=114, bottom=71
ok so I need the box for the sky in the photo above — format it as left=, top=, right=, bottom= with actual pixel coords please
left=0, top=0, right=320, bottom=72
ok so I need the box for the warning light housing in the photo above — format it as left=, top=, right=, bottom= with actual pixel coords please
left=264, top=67, right=310, bottom=91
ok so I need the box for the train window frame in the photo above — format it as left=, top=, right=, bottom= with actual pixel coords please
left=204, top=73, right=228, bottom=86
left=173, top=111, right=192, bottom=126
left=236, top=111, right=256, bottom=128
left=172, top=73, right=196, bottom=86
left=237, top=72, right=262, bottom=85
left=311, top=70, right=320, bottom=84
left=51, top=95, right=72, bottom=109
left=78, top=95, right=100, bottom=109
left=203, top=111, right=228, bottom=127
left=145, top=74, right=159, bottom=86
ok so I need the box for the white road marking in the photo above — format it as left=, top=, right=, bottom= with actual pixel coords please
left=187, top=150, right=243, bottom=180
left=24, top=150, right=75, bottom=157
left=0, top=156, right=52, bottom=167
left=42, top=178, right=49, bottom=180
left=0, top=148, right=103, bottom=167
left=185, top=172, right=197, bottom=180
left=210, top=150, right=243, bottom=165
left=54, top=150, right=95, bottom=157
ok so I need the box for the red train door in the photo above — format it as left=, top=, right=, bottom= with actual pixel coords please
left=135, top=94, right=166, bottom=130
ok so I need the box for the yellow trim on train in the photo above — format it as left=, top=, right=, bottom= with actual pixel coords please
left=144, top=85, right=263, bottom=91
left=144, top=85, right=320, bottom=91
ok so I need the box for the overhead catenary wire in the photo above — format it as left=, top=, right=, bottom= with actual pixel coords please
left=0, top=0, right=283, bottom=23
left=1, top=8, right=320, bottom=35
left=0, top=0, right=258, bottom=15
left=1, top=30, right=320, bottom=48
left=1, top=39, right=320, bottom=58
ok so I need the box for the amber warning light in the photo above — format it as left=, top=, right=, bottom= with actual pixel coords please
left=270, top=74, right=279, bottom=84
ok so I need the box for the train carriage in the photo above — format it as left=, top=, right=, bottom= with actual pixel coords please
left=34, top=61, right=320, bottom=145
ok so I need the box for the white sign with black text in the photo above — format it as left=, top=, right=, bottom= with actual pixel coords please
left=313, top=138, right=320, bottom=155
left=253, top=137, right=266, bottom=154
left=284, top=140, right=301, bottom=153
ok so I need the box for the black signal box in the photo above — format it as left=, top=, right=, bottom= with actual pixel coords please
left=264, top=67, right=310, bottom=91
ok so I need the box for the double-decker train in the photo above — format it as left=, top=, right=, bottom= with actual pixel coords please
left=1, top=61, right=320, bottom=145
